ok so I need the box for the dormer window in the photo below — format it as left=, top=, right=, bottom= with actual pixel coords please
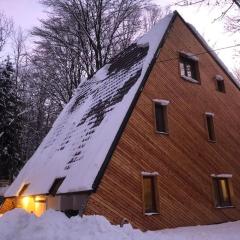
left=179, top=51, right=200, bottom=83
left=18, top=183, right=29, bottom=196
left=49, top=177, right=65, bottom=196
left=215, top=75, right=225, bottom=93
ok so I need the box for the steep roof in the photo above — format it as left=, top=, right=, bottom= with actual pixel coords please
left=5, top=12, right=174, bottom=197
left=5, top=11, right=239, bottom=197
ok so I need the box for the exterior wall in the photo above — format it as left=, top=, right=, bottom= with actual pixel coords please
left=0, top=197, right=16, bottom=214
left=47, top=193, right=90, bottom=213
left=85, top=16, right=240, bottom=230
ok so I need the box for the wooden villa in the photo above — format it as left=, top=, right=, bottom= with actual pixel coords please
left=1, top=11, right=240, bottom=230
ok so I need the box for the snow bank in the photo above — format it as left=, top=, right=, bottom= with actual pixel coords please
left=0, top=209, right=240, bottom=240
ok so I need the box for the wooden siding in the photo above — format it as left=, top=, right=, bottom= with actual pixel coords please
left=85, top=15, right=240, bottom=230
left=0, top=198, right=16, bottom=214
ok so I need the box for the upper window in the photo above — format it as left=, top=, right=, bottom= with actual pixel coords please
left=153, top=99, right=169, bottom=134
left=205, top=113, right=216, bottom=142
left=212, top=175, right=233, bottom=208
left=179, top=52, right=200, bottom=83
left=142, top=173, right=159, bottom=214
left=215, top=75, right=226, bottom=93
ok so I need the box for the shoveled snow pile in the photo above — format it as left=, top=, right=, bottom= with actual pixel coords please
left=0, top=209, right=240, bottom=240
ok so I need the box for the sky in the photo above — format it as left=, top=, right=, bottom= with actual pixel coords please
left=0, top=0, right=239, bottom=72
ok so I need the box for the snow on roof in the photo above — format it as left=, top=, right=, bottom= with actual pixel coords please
left=5, top=13, right=174, bottom=197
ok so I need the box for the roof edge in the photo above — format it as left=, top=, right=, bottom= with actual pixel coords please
left=91, top=12, right=178, bottom=191
left=174, top=11, right=240, bottom=90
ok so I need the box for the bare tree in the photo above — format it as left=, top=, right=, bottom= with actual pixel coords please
left=0, top=12, right=13, bottom=54
left=142, top=4, right=165, bottom=32
left=173, top=0, right=240, bottom=32
left=31, top=0, right=163, bottom=106
left=11, top=27, right=29, bottom=89
left=34, top=0, right=151, bottom=76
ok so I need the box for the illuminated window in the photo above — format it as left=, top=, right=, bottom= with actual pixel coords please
left=179, top=52, right=200, bottom=83
left=49, top=177, right=65, bottom=196
left=212, top=177, right=233, bottom=207
left=153, top=100, right=169, bottom=134
left=205, top=113, right=216, bottom=142
left=143, top=175, right=158, bottom=213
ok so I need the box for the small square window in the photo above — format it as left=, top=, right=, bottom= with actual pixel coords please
left=142, top=175, right=159, bottom=214
left=179, top=52, right=200, bottom=83
left=153, top=100, right=169, bottom=134
left=205, top=113, right=216, bottom=142
left=212, top=177, right=233, bottom=208
left=215, top=75, right=225, bottom=93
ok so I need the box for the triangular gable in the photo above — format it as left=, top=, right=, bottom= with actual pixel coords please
left=5, top=13, right=175, bottom=197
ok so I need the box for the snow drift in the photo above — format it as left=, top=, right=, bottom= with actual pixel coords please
left=0, top=209, right=240, bottom=240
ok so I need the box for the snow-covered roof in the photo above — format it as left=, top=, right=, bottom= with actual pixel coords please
left=5, top=13, right=174, bottom=197
left=5, top=11, right=239, bottom=198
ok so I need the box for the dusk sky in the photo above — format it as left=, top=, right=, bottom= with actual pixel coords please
left=0, top=0, right=239, bottom=72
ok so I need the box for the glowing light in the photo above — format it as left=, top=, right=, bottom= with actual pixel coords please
left=34, top=196, right=45, bottom=202
left=22, top=196, right=30, bottom=208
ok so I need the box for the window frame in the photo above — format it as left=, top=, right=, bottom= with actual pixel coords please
left=179, top=51, right=200, bottom=84
left=215, top=75, right=226, bottom=93
left=205, top=112, right=216, bottom=143
left=211, top=175, right=234, bottom=208
left=142, top=172, right=160, bottom=215
left=153, top=99, right=169, bottom=135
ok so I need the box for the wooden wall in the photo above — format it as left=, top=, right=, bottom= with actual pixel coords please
left=85, top=15, right=240, bottom=230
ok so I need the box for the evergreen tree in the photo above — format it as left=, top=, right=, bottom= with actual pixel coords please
left=0, top=58, right=24, bottom=181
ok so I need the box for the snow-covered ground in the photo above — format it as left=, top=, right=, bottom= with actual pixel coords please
left=0, top=209, right=239, bottom=240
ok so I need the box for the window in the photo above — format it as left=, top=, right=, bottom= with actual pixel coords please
left=215, top=75, right=225, bottom=93
left=142, top=174, right=159, bottom=214
left=179, top=52, right=200, bottom=83
left=205, top=113, right=216, bottom=142
left=153, top=100, right=169, bottom=134
left=212, top=176, right=233, bottom=208
left=49, top=177, right=65, bottom=196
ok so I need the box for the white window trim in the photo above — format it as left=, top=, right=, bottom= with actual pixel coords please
left=141, top=171, right=159, bottom=176
left=205, top=112, right=215, bottom=116
left=179, top=51, right=199, bottom=62
left=215, top=75, right=224, bottom=81
left=153, top=99, right=170, bottom=106
left=211, top=174, right=232, bottom=178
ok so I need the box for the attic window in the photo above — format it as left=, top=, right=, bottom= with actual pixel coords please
left=142, top=174, right=159, bottom=214
left=49, top=177, right=65, bottom=196
left=205, top=113, right=216, bottom=142
left=212, top=176, right=233, bottom=208
left=153, top=99, right=169, bottom=134
left=18, top=184, right=29, bottom=196
left=215, top=75, right=225, bottom=93
left=179, top=52, right=200, bottom=83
